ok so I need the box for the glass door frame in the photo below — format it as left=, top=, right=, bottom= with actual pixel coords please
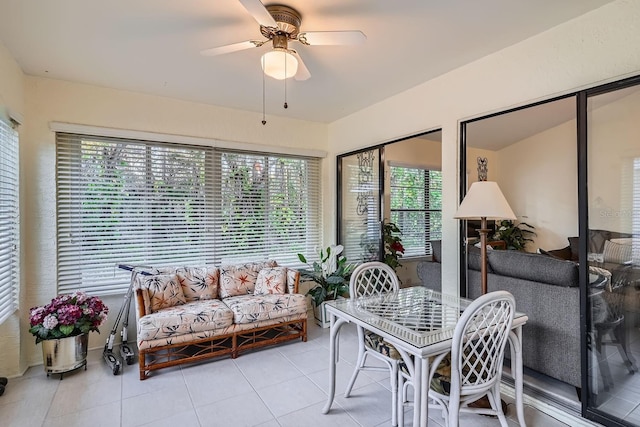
left=336, top=129, right=443, bottom=263
left=579, top=74, right=640, bottom=426
left=457, top=73, right=640, bottom=426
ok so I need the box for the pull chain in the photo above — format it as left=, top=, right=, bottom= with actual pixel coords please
left=261, top=56, right=266, bottom=125
left=283, top=54, right=288, bottom=109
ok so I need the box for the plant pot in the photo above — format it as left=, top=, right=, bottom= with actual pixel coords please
left=314, top=298, right=347, bottom=328
left=41, top=333, right=88, bottom=378
left=313, top=301, right=332, bottom=328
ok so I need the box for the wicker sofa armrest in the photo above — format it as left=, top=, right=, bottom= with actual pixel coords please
left=287, top=268, right=300, bottom=294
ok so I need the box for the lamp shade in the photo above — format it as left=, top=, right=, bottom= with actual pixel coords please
left=454, top=181, right=516, bottom=220
left=261, top=49, right=298, bottom=80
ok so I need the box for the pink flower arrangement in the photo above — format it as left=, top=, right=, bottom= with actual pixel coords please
left=29, top=292, right=109, bottom=343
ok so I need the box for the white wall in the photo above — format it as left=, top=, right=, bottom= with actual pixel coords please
left=328, top=0, right=640, bottom=295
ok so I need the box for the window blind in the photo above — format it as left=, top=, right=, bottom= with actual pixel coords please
left=390, top=166, right=442, bottom=258
left=0, top=119, right=19, bottom=324
left=56, top=132, right=321, bottom=295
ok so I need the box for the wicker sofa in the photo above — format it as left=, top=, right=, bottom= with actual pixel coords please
left=133, top=260, right=307, bottom=380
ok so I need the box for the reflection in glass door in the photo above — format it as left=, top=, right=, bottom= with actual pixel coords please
left=338, top=149, right=381, bottom=263
left=586, top=82, right=640, bottom=425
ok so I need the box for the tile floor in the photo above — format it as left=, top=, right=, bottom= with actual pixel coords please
left=1, top=321, right=598, bottom=427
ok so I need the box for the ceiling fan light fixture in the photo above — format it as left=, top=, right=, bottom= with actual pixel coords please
left=261, top=48, right=298, bottom=80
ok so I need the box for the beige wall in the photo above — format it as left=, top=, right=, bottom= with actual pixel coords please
left=496, top=119, right=579, bottom=252
left=328, top=0, right=640, bottom=294
left=588, top=89, right=640, bottom=233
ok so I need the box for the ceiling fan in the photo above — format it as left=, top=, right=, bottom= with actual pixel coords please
left=200, top=0, right=366, bottom=81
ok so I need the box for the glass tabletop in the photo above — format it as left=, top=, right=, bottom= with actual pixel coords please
left=326, top=286, right=526, bottom=348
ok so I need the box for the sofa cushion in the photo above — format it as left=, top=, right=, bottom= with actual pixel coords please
left=223, top=293, right=307, bottom=324
left=603, top=239, right=632, bottom=264
left=137, top=299, right=234, bottom=341
left=487, top=250, right=578, bottom=287
left=219, top=260, right=277, bottom=298
left=143, top=274, right=187, bottom=312
left=177, top=266, right=219, bottom=301
left=254, top=267, right=287, bottom=295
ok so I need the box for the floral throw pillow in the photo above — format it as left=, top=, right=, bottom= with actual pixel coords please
left=177, top=267, right=219, bottom=301
left=144, top=274, right=187, bottom=312
left=254, top=267, right=287, bottom=296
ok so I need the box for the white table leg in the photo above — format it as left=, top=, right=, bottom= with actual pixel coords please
left=509, top=327, right=527, bottom=427
left=322, top=315, right=348, bottom=414
left=412, top=356, right=430, bottom=427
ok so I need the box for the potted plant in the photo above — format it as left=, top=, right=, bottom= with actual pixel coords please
left=298, top=244, right=354, bottom=327
left=383, top=221, right=405, bottom=272
left=29, top=292, right=109, bottom=377
left=492, top=220, right=536, bottom=251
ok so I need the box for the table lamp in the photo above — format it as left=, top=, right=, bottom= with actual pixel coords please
left=455, top=181, right=516, bottom=294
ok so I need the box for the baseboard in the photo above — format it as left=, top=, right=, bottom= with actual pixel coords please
left=500, top=382, right=600, bottom=427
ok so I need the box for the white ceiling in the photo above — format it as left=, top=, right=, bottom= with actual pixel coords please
left=0, top=0, right=614, bottom=123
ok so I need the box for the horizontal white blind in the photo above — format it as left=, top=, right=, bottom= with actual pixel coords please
left=56, top=133, right=321, bottom=295
left=390, top=166, right=442, bottom=257
left=0, top=119, right=19, bottom=324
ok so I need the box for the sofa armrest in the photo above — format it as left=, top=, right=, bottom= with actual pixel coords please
left=287, top=268, right=300, bottom=294
left=135, top=288, right=150, bottom=318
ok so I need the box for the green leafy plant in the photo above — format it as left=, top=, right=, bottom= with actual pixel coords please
left=383, top=221, right=405, bottom=271
left=492, top=220, right=536, bottom=251
left=298, top=245, right=354, bottom=307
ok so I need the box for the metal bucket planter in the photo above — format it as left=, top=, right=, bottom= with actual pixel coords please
left=41, top=333, right=88, bottom=378
left=313, top=301, right=331, bottom=328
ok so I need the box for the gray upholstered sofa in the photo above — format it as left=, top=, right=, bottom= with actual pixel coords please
left=417, top=241, right=581, bottom=389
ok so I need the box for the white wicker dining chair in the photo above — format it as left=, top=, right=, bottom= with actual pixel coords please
left=398, top=290, right=516, bottom=427
left=344, top=261, right=402, bottom=426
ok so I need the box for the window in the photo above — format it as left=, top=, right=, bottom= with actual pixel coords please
left=390, top=165, right=442, bottom=257
left=0, top=118, right=19, bottom=324
left=56, top=132, right=321, bottom=295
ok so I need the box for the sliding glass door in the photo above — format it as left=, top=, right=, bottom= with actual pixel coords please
left=585, top=80, right=640, bottom=425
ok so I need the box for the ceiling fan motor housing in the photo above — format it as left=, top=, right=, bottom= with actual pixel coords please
left=260, top=5, right=302, bottom=40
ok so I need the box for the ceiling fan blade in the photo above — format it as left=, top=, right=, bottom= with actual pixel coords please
left=298, top=30, right=366, bottom=46
left=238, top=0, right=277, bottom=28
left=200, top=40, right=259, bottom=56
left=291, top=51, right=311, bottom=81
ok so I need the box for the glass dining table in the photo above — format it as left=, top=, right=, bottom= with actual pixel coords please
left=321, top=286, right=529, bottom=427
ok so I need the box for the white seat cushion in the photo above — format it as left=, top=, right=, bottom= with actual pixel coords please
left=223, top=293, right=308, bottom=324
left=137, top=299, right=234, bottom=341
